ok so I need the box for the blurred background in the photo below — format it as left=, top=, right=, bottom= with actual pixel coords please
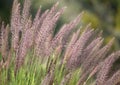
left=0, top=0, right=120, bottom=50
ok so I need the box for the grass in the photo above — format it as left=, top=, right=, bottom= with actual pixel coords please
left=0, top=51, right=84, bottom=85
left=0, top=0, right=120, bottom=85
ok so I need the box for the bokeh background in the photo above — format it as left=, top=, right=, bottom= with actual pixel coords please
left=0, top=0, right=120, bottom=50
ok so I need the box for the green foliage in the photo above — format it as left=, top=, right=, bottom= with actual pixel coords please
left=0, top=51, right=85, bottom=85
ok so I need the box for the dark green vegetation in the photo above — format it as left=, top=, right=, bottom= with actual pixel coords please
left=0, top=0, right=120, bottom=85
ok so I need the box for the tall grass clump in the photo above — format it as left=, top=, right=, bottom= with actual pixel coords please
left=0, top=0, right=120, bottom=85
